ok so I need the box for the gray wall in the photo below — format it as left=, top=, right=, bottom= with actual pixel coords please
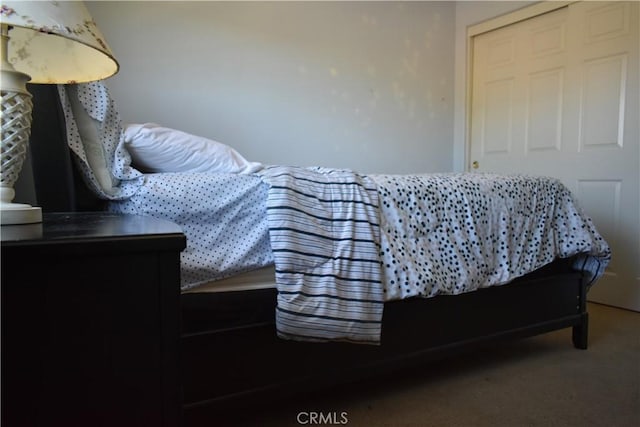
left=87, top=1, right=455, bottom=174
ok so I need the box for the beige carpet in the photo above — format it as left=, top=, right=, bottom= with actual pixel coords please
left=225, top=302, right=639, bottom=427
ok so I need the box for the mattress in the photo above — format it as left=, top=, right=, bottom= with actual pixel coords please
left=182, top=266, right=276, bottom=293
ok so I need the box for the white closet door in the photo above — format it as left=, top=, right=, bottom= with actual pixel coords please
left=470, top=2, right=639, bottom=311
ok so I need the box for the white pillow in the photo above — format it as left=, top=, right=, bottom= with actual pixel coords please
left=123, top=123, right=263, bottom=174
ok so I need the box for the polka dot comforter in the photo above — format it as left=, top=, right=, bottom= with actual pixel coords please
left=371, top=173, right=610, bottom=301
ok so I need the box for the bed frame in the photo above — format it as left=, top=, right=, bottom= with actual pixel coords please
left=27, top=84, right=590, bottom=426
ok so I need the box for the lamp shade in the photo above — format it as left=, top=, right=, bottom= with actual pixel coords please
left=0, top=1, right=118, bottom=83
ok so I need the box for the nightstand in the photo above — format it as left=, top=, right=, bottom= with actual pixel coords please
left=1, top=212, right=187, bottom=427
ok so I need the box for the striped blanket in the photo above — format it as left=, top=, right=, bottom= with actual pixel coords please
left=259, top=166, right=384, bottom=344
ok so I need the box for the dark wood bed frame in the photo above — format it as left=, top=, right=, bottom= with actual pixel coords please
left=27, top=84, right=590, bottom=426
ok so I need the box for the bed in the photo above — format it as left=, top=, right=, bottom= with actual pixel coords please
left=26, top=82, right=610, bottom=425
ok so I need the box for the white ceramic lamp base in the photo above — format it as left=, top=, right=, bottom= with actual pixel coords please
left=0, top=187, right=42, bottom=225
left=0, top=203, right=42, bottom=225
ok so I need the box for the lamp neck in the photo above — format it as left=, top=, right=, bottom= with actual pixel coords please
left=1, top=24, right=14, bottom=70
left=1, top=23, right=31, bottom=95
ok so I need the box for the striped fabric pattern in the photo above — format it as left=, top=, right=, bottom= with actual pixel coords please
left=259, top=166, right=385, bottom=344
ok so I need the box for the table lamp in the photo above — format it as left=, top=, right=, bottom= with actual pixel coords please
left=1, top=1, right=118, bottom=225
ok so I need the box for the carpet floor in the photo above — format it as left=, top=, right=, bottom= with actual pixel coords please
left=220, top=302, right=639, bottom=427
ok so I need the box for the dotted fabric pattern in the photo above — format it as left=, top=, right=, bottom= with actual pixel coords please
left=108, top=172, right=274, bottom=290
left=57, top=80, right=272, bottom=290
left=371, top=173, right=611, bottom=301
left=57, top=83, right=143, bottom=200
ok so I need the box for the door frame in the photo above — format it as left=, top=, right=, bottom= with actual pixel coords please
left=464, top=1, right=576, bottom=171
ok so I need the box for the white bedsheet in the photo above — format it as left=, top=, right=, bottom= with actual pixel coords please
left=108, top=172, right=274, bottom=290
